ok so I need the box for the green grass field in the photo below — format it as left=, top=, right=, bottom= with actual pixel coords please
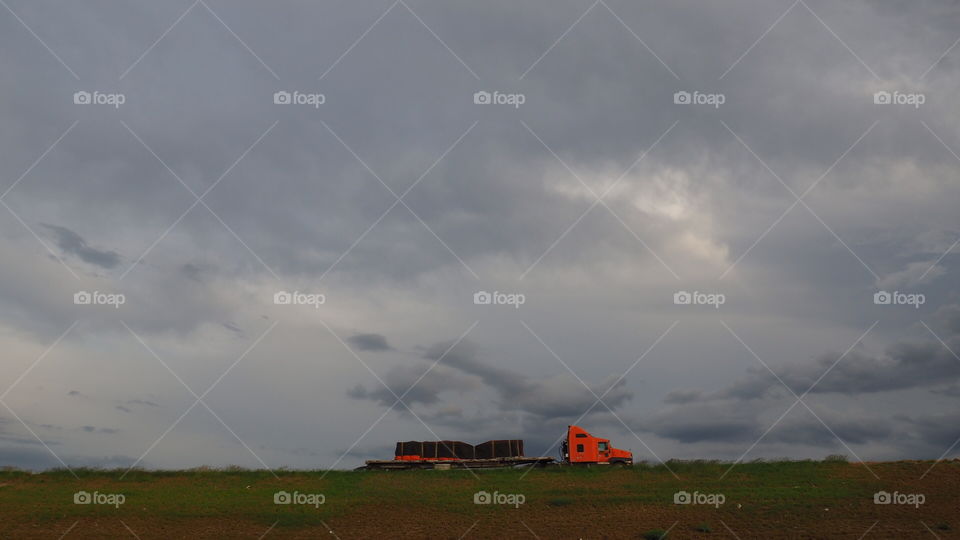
left=1, top=460, right=957, bottom=538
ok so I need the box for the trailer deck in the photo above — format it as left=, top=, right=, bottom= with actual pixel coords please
left=363, top=456, right=555, bottom=470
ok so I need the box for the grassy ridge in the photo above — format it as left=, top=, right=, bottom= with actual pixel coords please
left=1, top=459, right=877, bottom=529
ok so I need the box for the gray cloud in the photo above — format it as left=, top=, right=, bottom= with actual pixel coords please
left=0, top=446, right=60, bottom=470
left=682, top=308, right=960, bottom=403
left=181, top=263, right=204, bottom=282
left=0, top=0, right=958, bottom=469
left=638, top=305, right=960, bottom=455
left=346, top=364, right=474, bottom=407
left=41, top=224, right=120, bottom=269
left=931, top=385, right=960, bottom=397
left=638, top=396, right=768, bottom=445
left=351, top=338, right=633, bottom=424
left=347, top=333, right=393, bottom=352
left=900, top=412, right=960, bottom=449
left=127, top=399, right=160, bottom=408
left=221, top=322, right=244, bottom=336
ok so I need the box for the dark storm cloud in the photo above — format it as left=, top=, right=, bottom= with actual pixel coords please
left=790, top=342, right=959, bottom=395
left=181, top=263, right=204, bottom=282
left=712, top=341, right=960, bottom=401
left=936, top=304, right=960, bottom=335
left=0, top=446, right=60, bottom=470
left=0, top=0, right=958, bottom=469
left=766, top=414, right=893, bottom=447
left=0, top=417, right=63, bottom=472
left=425, top=339, right=635, bottom=418
left=639, top=397, right=898, bottom=448
left=931, top=385, right=960, bottom=397
left=0, top=434, right=54, bottom=447
left=1, top=0, right=955, bottom=301
left=351, top=338, right=633, bottom=422
left=347, top=333, right=393, bottom=352
left=80, top=426, right=118, bottom=434
left=221, top=322, right=244, bottom=336
left=900, top=412, right=960, bottom=449
left=346, top=364, right=474, bottom=407
left=663, top=389, right=705, bottom=405
left=127, top=399, right=160, bottom=408
left=422, top=340, right=527, bottom=395
left=679, top=306, right=960, bottom=403
left=41, top=224, right=120, bottom=269
left=639, top=305, right=960, bottom=452
left=653, top=420, right=759, bottom=445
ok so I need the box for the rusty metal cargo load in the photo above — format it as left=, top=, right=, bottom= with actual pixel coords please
left=363, top=456, right=554, bottom=470
left=394, top=439, right=524, bottom=460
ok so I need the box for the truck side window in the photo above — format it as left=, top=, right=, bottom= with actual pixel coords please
left=598, top=442, right=608, bottom=452
left=576, top=444, right=584, bottom=452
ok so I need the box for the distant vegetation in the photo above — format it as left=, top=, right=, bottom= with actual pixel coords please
left=1, top=459, right=956, bottom=538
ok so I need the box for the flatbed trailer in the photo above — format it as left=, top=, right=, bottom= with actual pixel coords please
left=362, top=456, right=554, bottom=470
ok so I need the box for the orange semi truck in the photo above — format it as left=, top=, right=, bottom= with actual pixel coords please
left=363, top=425, right=632, bottom=469
left=561, top=425, right=633, bottom=466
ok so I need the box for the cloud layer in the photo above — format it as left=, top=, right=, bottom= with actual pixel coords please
left=0, top=0, right=958, bottom=470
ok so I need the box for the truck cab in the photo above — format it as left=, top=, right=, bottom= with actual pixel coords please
left=561, top=425, right=633, bottom=465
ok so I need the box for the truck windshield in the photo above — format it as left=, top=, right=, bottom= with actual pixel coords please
left=598, top=442, right=608, bottom=452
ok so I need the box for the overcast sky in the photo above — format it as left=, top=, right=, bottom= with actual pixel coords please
left=1, top=0, right=959, bottom=472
